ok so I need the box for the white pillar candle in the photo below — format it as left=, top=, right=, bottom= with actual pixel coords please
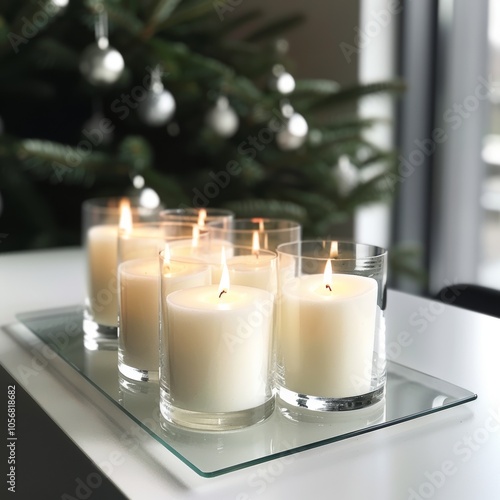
left=86, top=199, right=133, bottom=328
left=228, top=255, right=277, bottom=293
left=119, top=259, right=159, bottom=372
left=166, top=284, right=274, bottom=413
left=87, top=224, right=119, bottom=327
left=120, top=258, right=210, bottom=373
left=279, top=273, right=378, bottom=398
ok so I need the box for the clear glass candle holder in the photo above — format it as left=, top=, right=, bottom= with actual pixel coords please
left=82, top=197, right=161, bottom=343
left=206, top=218, right=301, bottom=251
left=276, top=240, right=387, bottom=416
left=159, top=248, right=275, bottom=431
left=179, top=241, right=278, bottom=294
left=117, top=222, right=208, bottom=382
left=160, top=208, right=234, bottom=227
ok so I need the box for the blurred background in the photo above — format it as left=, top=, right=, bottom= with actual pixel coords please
left=0, top=0, right=497, bottom=297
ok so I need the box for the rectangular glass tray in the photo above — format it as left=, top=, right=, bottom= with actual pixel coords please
left=16, top=306, right=477, bottom=478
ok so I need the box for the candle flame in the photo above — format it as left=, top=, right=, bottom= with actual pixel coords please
left=118, top=198, right=132, bottom=233
left=251, top=218, right=265, bottom=232
left=162, top=243, right=171, bottom=273
left=219, top=246, right=225, bottom=266
left=197, top=209, right=207, bottom=227
left=330, top=241, right=338, bottom=259
left=192, top=225, right=200, bottom=247
left=252, top=231, right=260, bottom=256
left=323, top=259, right=333, bottom=291
left=218, top=253, right=230, bottom=298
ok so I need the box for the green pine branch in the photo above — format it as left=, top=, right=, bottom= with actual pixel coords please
left=306, top=80, right=406, bottom=112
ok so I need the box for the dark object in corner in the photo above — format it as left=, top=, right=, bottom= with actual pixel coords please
left=435, top=284, right=500, bottom=319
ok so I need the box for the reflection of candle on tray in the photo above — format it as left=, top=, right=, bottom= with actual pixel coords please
left=87, top=199, right=131, bottom=327
left=279, top=260, right=378, bottom=397
left=166, top=263, right=274, bottom=413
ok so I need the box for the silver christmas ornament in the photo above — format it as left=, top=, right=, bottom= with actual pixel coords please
left=52, top=0, right=69, bottom=8
left=276, top=103, right=308, bottom=151
left=205, top=96, right=239, bottom=138
left=269, top=64, right=296, bottom=95
left=332, top=155, right=359, bottom=196
left=137, top=66, right=176, bottom=127
left=80, top=11, right=124, bottom=86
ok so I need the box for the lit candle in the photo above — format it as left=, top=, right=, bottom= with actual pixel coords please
left=118, top=258, right=159, bottom=375
left=228, top=232, right=277, bottom=293
left=119, top=246, right=211, bottom=378
left=165, top=263, right=274, bottom=413
left=87, top=199, right=131, bottom=327
left=279, top=260, right=378, bottom=398
left=168, top=225, right=203, bottom=257
left=207, top=242, right=276, bottom=293
left=209, top=245, right=227, bottom=284
left=197, top=208, right=207, bottom=227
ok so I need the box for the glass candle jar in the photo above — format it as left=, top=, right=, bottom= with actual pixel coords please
left=117, top=222, right=207, bottom=382
left=276, top=240, right=387, bottom=416
left=206, top=218, right=301, bottom=251
left=160, top=207, right=234, bottom=228
left=82, top=197, right=161, bottom=342
left=159, top=247, right=275, bottom=431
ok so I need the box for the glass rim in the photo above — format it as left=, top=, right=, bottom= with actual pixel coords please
left=160, top=208, right=235, bottom=216
left=118, top=221, right=208, bottom=240
left=82, top=196, right=161, bottom=213
left=159, top=244, right=277, bottom=261
left=206, top=218, right=301, bottom=233
left=276, top=240, right=387, bottom=261
left=158, top=250, right=214, bottom=264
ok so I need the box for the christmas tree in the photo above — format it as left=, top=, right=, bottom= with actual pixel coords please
left=0, top=0, right=404, bottom=251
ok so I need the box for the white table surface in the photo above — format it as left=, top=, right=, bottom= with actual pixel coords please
left=0, top=248, right=498, bottom=500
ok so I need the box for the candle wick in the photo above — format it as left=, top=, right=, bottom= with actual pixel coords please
left=219, top=289, right=227, bottom=299
left=325, top=284, right=332, bottom=292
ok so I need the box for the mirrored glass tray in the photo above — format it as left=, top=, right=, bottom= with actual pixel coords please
left=17, top=306, right=477, bottom=477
